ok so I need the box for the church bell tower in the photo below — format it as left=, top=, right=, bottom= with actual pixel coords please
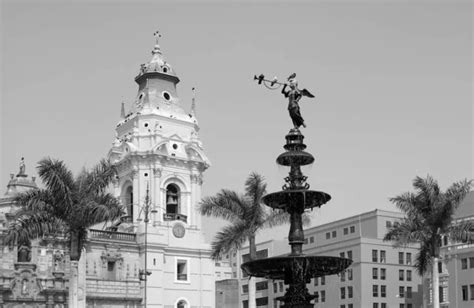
left=108, top=34, right=213, bottom=308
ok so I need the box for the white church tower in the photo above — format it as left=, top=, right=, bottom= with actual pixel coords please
left=108, top=34, right=214, bottom=308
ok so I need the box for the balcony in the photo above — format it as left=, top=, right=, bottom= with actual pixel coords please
left=163, top=213, right=187, bottom=223
left=89, top=229, right=136, bottom=242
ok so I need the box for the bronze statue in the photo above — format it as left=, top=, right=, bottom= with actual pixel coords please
left=281, top=73, right=314, bottom=130
left=254, top=73, right=315, bottom=130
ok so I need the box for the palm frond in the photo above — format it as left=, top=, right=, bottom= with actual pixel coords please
left=445, top=179, right=472, bottom=206
left=413, top=175, right=440, bottom=210
left=389, top=192, right=418, bottom=214
left=383, top=219, right=428, bottom=247
left=76, top=194, right=123, bottom=227
left=199, top=189, right=247, bottom=222
left=447, top=220, right=474, bottom=243
left=81, top=159, right=117, bottom=195
left=5, top=211, right=66, bottom=245
left=245, top=172, right=267, bottom=206
left=263, top=210, right=291, bottom=228
left=13, top=189, right=55, bottom=213
left=37, top=158, right=74, bottom=206
left=210, top=221, right=250, bottom=260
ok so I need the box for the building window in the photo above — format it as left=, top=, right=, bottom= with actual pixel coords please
left=321, top=290, right=326, bottom=302
left=321, top=276, right=325, bottom=285
left=462, top=285, right=468, bottom=301
left=406, top=252, right=412, bottom=265
left=380, top=250, right=386, bottom=263
left=242, top=284, right=248, bottom=293
left=304, top=238, right=308, bottom=244
left=381, top=285, right=386, bottom=297
left=347, top=250, right=352, bottom=259
left=348, top=304, right=353, bottom=308
left=407, top=304, right=412, bottom=308
left=310, top=236, right=314, bottom=243
left=373, top=303, right=379, bottom=308
left=340, top=252, right=345, bottom=258
left=340, top=287, right=345, bottom=299
left=399, top=304, right=405, bottom=308
left=399, top=286, right=405, bottom=298
left=386, top=221, right=392, bottom=228
left=381, top=304, right=386, bottom=308
left=461, top=258, right=468, bottom=269
left=399, top=270, right=404, bottom=281
left=398, top=252, right=404, bottom=264
left=176, top=258, right=189, bottom=282
left=166, top=184, right=180, bottom=215
left=314, top=278, right=318, bottom=286
left=314, top=291, right=319, bottom=303
left=372, top=268, right=378, bottom=279
left=470, top=285, right=474, bottom=300
left=348, top=268, right=353, bottom=280
left=407, top=286, right=412, bottom=299
left=348, top=286, right=353, bottom=298
left=256, top=281, right=268, bottom=291
left=340, top=305, right=345, bottom=308
left=470, top=257, right=474, bottom=268
left=273, top=282, right=278, bottom=293
left=373, top=285, right=378, bottom=297
left=256, top=297, right=268, bottom=306
left=438, top=261, right=442, bottom=273
left=107, top=261, right=116, bottom=280
left=380, top=268, right=386, bottom=280
left=326, top=232, right=330, bottom=239
left=407, top=270, right=412, bottom=281
left=332, top=231, right=337, bottom=238
left=344, top=227, right=348, bottom=235
left=279, top=282, right=284, bottom=292
left=372, top=250, right=378, bottom=262
left=440, top=286, right=446, bottom=303
left=350, top=226, right=355, bottom=233
left=340, top=271, right=346, bottom=282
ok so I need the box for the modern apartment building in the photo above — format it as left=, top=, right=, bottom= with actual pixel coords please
left=235, top=210, right=423, bottom=308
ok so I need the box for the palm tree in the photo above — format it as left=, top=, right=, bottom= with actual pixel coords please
left=200, top=172, right=306, bottom=308
left=5, top=158, right=124, bottom=308
left=384, top=175, right=472, bottom=308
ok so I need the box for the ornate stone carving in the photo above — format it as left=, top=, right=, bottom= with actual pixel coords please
left=53, top=250, right=65, bottom=272
left=153, top=167, right=162, bottom=178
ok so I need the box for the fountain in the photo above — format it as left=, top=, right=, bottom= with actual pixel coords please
left=241, top=74, right=352, bottom=307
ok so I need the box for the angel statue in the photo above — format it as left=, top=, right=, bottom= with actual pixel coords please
left=281, top=73, right=314, bottom=130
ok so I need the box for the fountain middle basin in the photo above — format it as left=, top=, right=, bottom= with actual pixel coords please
left=241, top=255, right=352, bottom=280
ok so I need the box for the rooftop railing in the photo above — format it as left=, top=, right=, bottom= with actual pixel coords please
left=89, top=229, right=136, bottom=242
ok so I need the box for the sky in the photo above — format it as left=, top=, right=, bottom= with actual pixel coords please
left=1, top=0, right=472, bottom=243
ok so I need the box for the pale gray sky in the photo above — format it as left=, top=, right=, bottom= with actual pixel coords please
left=1, top=0, right=472, bottom=242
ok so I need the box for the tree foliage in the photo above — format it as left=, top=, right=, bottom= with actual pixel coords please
left=384, top=175, right=472, bottom=275
left=6, top=157, right=124, bottom=261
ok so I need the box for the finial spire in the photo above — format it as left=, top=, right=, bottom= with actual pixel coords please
left=154, top=31, right=161, bottom=45
left=120, top=102, right=126, bottom=118
left=190, top=87, right=196, bottom=116
left=152, top=31, right=162, bottom=55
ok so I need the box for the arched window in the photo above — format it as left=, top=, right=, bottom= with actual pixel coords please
left=166, top=184, right=180, bottom=215
left=123, top=185, right=133, bottom=221
left=177, top=300, right=188, bottom=308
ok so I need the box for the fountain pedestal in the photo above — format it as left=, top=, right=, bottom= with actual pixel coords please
left=241, top=129, right=352, bottom=307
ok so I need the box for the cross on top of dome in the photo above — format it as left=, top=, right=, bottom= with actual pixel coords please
left=137, top=31, right=177, bottom=78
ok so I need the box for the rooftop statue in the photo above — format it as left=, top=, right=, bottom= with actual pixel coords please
left=254, top=73, right=314, bottom=130
left=18, top=157, right=26, bottom=176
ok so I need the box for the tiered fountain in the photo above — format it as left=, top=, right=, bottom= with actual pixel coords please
left=241, top=74, right=352, bottom=307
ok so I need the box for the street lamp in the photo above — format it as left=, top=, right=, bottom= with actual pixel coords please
left=137, top=183, right=157, bottom=307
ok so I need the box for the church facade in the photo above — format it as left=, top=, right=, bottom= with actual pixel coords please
left=0, top=38, right=215, bottom=308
